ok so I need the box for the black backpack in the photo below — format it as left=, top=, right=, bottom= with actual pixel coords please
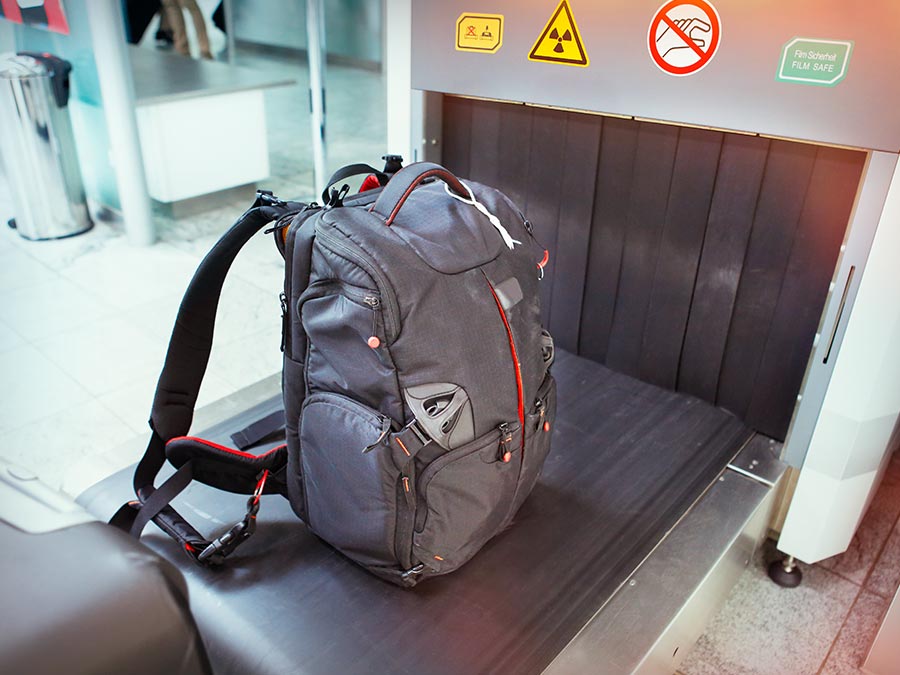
left=112, top=162, right=556, bottom=587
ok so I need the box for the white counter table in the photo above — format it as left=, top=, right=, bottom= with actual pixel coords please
left=130, top=47, right=295, bottom=203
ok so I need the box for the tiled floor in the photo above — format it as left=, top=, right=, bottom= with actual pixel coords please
left=681, top=450, right=900, bottom=675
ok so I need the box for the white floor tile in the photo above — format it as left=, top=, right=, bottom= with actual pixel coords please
left=0, top=320, right=24, bottom=353
left=207, top=324, right=284, bottom=392
left=5, top=220, right=123, bottom=270
left=163, top=221, right=287, bottom=295
left=0, top=248, right=58, bottom=293
left=0, top=225, right=16, bottom=252
left=230, top=230, right=288, bottom=292
left=95, top=371, right=159, bottom=435
left=0, top=398, right=135, bottom=492
left=196, top=370, right=241, bottom=409
left=0, top=344, right=92, bottom=433
left=97, top=369, right=237, bottom=434
left=125, top=275, right=280, bottom=346
left=60, top=453, right=129, bottom=499
left=0, top=276, right=115, bottom=340
left=60, top=238, right=201, bottom=310
left=34, top=316, right=167, bottom=396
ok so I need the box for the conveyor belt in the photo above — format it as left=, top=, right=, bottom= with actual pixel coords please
left=79, top=349, right=755, bottom=675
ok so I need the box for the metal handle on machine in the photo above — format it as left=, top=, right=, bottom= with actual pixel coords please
left=371, top=162, right=468, bottom=226
left=823, top=266, right=855, bottom=364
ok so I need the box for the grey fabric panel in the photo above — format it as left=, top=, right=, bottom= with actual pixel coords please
left=79, top=349, right=753, bottom=675
left=715, top=140, right=818, bottom=419
left=678, top=134, right=770, bottom=402
left=578, top=117, right=640, bottom=362
left=440, top=96, right=865, bottom=441
left=300, top=392, right=399, bottom=566
left=467, top=98, right=502, bottom=187
left=605, top=122, right=679, bottom=378
left=524, top=106, right=568, bottom=326
left=413, top=429, right=520, bottom=572
left=547, top=114, right=602, bottom=352
left=496, top=103, right=534, bottom=209
left=441, top=95, right=472, bottom=179
left=639, top=127, right=723, bottom=389
left=744, top=146, right=867, bottom=437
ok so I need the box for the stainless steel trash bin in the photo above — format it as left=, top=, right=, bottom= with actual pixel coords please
left=0, top=52, right=92, bottom=240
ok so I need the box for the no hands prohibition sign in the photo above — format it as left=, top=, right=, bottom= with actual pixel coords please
left=648, top=0, right=721, bottom=76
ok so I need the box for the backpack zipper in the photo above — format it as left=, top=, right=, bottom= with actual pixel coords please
left=315, top=226, right=400, bottom=342
left=484, top=275, right=525, bottom=453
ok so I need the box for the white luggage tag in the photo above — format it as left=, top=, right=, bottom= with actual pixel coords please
left=445, top=181, right=521, bottom=250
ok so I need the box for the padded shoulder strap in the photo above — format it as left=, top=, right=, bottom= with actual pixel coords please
left=111, top=192, right=302, bottom=565
left=151, top=194, right=301, bottom=440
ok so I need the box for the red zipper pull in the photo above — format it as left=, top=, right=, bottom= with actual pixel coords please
left=498, top=423, right=513, bottom=463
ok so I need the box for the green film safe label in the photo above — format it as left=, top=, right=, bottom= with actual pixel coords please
left=777, top=37, right=853, bottom=87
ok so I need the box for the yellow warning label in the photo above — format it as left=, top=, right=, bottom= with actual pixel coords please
left=528, top=0, right=589, bottom=67
left=456, top=13, right=503, bottom=54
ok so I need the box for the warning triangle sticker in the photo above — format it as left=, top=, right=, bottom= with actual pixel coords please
left=528, top=0, right=589, bottom=67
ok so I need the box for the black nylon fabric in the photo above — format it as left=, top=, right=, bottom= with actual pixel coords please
left=165, top=438, right=288, bottom=496
left=118, top=164, right=554, bottom=585
left=113, top=196, right=302, bottom=562
left=284, top=162, right=556, bottom=585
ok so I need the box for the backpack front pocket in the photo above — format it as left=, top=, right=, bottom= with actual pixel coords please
left=299, top=281, right=398, bottom=418
left=300, top=392, right=401, bottom=567
left=413, top=427, right=521, bottom=574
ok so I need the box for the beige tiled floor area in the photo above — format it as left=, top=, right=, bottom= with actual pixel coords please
left=682, top=451, right=900, bottom=675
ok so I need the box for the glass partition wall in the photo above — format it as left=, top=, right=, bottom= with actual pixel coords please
left=127, top=0, right=388, bottom=224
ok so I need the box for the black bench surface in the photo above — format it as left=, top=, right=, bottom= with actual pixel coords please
left=79, top=349, right=753, bottom=675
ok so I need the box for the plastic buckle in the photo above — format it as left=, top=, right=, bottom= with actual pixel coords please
left=197, top=518, right=252, bottom=563
left=197, top=470, right=268, bottom=564
left=325, top=183, right=351, bottom=210
left=400, top=563, right=426, bottom=581
left=381, top=154, right=404, bottom=176
left=256, top=189, right=285, bottom=207
left=405, top=420, right=430, bottom=446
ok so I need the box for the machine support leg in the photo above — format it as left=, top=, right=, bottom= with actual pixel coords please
left=768, top=554, right=803, bottom=588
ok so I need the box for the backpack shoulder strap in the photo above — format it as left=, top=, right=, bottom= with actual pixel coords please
left=110, top=191, right=303, bottom=565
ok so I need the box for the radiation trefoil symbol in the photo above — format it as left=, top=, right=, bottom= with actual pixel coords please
left=528, top=0, right=589, bottom=67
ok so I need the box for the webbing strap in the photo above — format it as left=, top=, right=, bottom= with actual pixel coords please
left=129, top=461, right=195, bottom=538
left=230, top=409, right=286, bottom=450
left=110, top=192, right=302, bottom=565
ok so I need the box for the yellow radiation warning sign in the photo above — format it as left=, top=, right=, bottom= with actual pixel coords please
left=528, top=0, right=589, bottom=67
left=456, top=13, right=503, bottom=54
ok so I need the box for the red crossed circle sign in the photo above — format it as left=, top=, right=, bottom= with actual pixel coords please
left=648, top=0, right=721, bottom=76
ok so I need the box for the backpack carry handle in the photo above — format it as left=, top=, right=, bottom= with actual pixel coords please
left=372, top=162, right=468, bottom=226
left=321, top=155, right=405, bottom=205
left=321, top=163, right=387, bottom=205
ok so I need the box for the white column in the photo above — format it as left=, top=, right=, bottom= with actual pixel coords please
left=385, top=0, right=423, bottom=162
left=306, top=0, right=327, bottom=194
left=85, top=0, right=154, bottom=245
